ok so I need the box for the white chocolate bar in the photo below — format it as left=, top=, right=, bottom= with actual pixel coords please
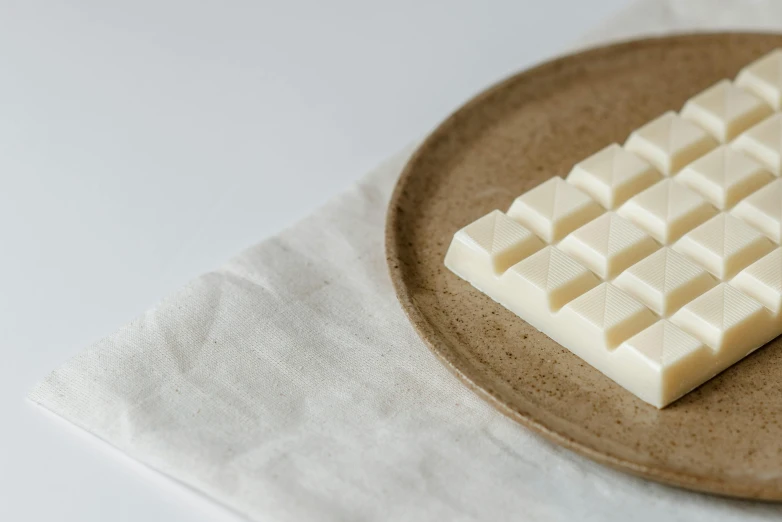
left=445, top=49, right=782, bottom=408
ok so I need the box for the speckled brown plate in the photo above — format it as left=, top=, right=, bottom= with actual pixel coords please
left=386, top=33, right=782, bottom=500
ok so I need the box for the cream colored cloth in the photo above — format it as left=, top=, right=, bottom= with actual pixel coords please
left=30, top=1, right=782, bottom=520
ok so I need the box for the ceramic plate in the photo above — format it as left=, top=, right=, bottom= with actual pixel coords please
left=386, top=33, right=782, bottom=500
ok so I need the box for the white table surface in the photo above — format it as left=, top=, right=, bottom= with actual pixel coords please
left=0, top=1, right=634, bottom=519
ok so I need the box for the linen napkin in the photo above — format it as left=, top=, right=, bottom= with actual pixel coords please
left=30, top=1, right=782, bottom=520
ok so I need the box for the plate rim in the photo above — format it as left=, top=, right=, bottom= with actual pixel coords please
left=384, top=31, right=782, bottom=501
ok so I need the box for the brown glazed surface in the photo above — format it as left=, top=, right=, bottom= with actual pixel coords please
left=385, top=33, right=782, bottom=500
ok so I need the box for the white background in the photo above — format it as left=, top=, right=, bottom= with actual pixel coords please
left=0, top=1, right=633, bottom=519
